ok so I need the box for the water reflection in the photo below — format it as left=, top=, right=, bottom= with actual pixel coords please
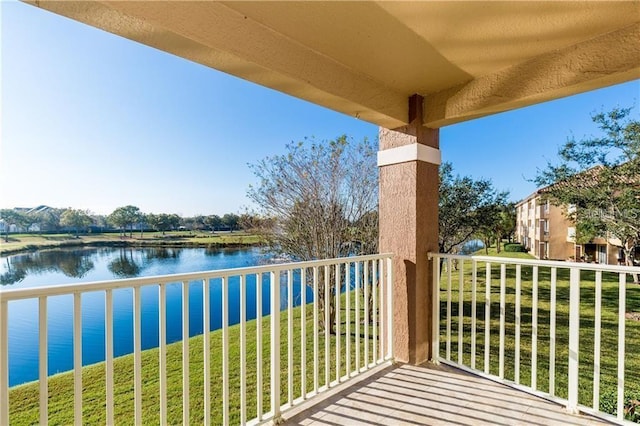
left=1, top=246, right=273, bottom=387
left=108, top=248, right=142, bottom=278
left=1, top=249, right=97, bottom=284
left=145, top=247, right=181, bottom=260
left=0, top=246, right=189, bottom=285
left=0, top=259, right=27, bottom=285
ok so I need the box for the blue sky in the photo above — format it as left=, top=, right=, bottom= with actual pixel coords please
left=2, top=1, right=639, bottom=217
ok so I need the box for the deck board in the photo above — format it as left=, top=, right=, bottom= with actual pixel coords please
left=283, top=363, right=612, bottom=426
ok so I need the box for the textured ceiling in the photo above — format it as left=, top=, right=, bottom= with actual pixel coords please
left=28, top=1, right=640, bottom=128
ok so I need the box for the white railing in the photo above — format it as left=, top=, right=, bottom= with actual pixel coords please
left=429, top=253, right=640, bottom=425
left=0, top=253, right=393, bottom=425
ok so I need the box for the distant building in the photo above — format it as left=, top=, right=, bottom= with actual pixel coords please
left=1, top=205, right=54, bottom=233
left=515, top=192, right=623, bottom=264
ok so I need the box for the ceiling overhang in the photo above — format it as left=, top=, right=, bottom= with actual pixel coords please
left=25, top=1, right=640, bottom=129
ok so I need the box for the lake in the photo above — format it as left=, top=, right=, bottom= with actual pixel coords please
left=0, top=246, right=309, bottom=387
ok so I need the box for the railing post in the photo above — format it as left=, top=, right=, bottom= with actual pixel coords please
left=270, top=271, right=281, bottom=421
left=73, top=293, right=82, bottom=426
left=499, top=264, right=506, bottom=379
left=430, top=254, right=440, bottom=364
left=567, top=267, right=580, bottom=414
left=0, top=299, right=8, bottom=426
left=39, top=296, right=48, bottom=425
left=387, top=256, right=394, bottom=360
left=159, top=285, right=168, bottom=425
left=617, top=272, right=626, bottom=421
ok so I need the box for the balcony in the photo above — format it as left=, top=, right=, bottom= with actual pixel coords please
left=1, top=254, right=639, bottom=425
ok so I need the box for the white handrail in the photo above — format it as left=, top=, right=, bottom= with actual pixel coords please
left=428, top=252, right=640, bottom=274
left=0, top=253, right=393, bottom=301
left=1, top=253, right=394, bottom=426
left=429, top=252, right=636, bottom=425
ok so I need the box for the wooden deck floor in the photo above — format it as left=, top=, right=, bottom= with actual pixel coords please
left=283, top=363, right=611, bottom=426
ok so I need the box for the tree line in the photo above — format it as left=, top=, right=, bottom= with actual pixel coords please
left=0, top=206, right=248, bottom=241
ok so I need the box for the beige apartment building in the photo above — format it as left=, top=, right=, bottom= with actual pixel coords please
left=516, top=192, right=622, bottom=264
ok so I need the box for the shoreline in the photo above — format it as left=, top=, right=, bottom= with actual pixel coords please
left=0, top=232, right=263, bottom=257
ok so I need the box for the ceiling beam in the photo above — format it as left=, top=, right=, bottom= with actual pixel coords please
left=30, top=0, right=409, bottom=129
left=423, top=23, right=640, bottom=128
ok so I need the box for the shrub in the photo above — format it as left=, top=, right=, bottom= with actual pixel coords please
left=600, top=388, right=640, bottom=423
left=504, top=243, right=526, bottom=253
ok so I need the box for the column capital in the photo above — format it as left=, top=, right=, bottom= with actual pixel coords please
left=385, top=94, right=439, bottom=149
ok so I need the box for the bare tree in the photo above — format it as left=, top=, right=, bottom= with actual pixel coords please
left=248, top=135, right=378, bottom=331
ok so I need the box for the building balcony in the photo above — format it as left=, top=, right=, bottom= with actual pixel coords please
left=1, top=254, right=638, bottom=425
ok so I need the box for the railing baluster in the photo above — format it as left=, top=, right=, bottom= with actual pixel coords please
left=458, top=259, right=464, bottom=365
left=73, top=293, right=82, bottom=426
left=255, top=274, right=262, bottom=422
left=182, top=281, right=190, bottom=424
left=372, top=259, right=378, bottom=365
left=105, top=289, right=114, bottom=425
left=531, top=266, right=538, bottom=391
left=446, top=258, right=452, bottom=361
left=335, top=263, right=341, bottom=381
left=471, top=260, right=477, bottom=370
left=364, top=261, right=369, bottom=368
left=617, top=272, right=626, bottom=421
left=567, top=267, right=580, bottom=413
left=0, top=299, right=7, bottom=426
left=355, top=262, right=360, bottom=372
left=287, top=270, right=293, bottom=405
left=159, top=284, right=167, bottom=425
left=39, top=296, right=48, bottom=425
left=239, top=275, right=246, bottom=425
left=270, top=271, right=281, bottom=420
left=346, top=262, right=351, bottom=377
left=324, top=265, right=330, bottom=388
left=301, top=268, right=306, bottom=399
left=499, top=263, right=506, bottom=379
left=133, top=287, right=142, bottom=425
left=134, top=286, right=142, bottom=425
left=313, top=267, right=319, bottom=394
left=549, top=267, right=557, bottom=396
left=377, top=259, right=384, bottom=362
left=484, top=262, right=491, bottom=374
left=432, top=256, right=440, bottom=362
left=386, top=257, right=393, bottom=360
left=222, top=277, right=229, bottom=426
left=203, top=279, right=211, bottom=425
left=515, top=264, right=521, bottom=384
left=593, top=270, right=602, bottom=410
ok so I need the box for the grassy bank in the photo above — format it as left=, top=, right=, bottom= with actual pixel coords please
left=9, top=293, right=379, bottom=424
left=0, top=231, right=262, bottom=256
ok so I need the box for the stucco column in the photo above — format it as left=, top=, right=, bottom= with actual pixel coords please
left=378, top=95, right=439, bottom=364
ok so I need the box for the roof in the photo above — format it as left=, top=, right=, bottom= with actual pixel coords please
left=26, top=1, right=640, bottom=129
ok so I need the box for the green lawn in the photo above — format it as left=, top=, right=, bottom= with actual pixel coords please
left=473, top=243, right=534, bottom=259
left=8, top=290, right=381, bottom=425
left=438, top=258, right=640, bottom=421
left=0, top=231, right=262, bottom=255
